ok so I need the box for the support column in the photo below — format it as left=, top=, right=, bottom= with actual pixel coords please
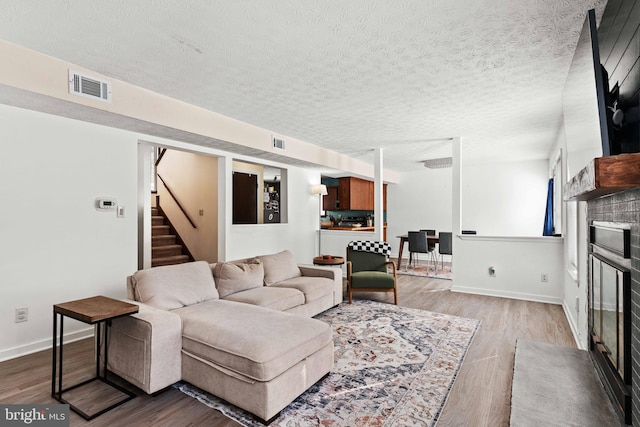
left=374, top=148, right=384, bottom=242
left=217, top=156, right=232, bottom=261
left=452, top=137, right=462, bottom=235
left=452, top=137, right=462, bottom=275
left=137, top=142, right=152, bottom=270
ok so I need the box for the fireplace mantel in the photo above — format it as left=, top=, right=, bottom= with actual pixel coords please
left=565, top=153, right=640, bottom=201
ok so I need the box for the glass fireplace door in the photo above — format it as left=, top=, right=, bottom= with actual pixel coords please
left=590, top=253, right=630, bottom=381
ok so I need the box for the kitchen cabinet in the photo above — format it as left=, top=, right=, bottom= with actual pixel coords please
left=322, top=186, right=339, bottom=210
left=335, top=177, right=386, bottom=211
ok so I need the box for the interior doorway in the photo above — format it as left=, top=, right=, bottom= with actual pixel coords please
left=137, top=142, right=220, bottom=268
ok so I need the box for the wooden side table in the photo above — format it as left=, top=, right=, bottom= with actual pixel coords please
left=52, top=296, right=139, bottom=420
left=313, top=255, right=345, bottom=267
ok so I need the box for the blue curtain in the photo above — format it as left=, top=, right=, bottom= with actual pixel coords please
left=543, top=178, right=554, bottom=236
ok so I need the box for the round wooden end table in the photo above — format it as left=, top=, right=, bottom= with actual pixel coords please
left=313, top=255, right=345, bottom=266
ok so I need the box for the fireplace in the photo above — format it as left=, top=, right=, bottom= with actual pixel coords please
left=588, top=221, right=632, bottom=424
left=565, top=153, right=640, bottom=425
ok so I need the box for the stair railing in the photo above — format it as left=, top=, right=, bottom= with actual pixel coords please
left=157, top=173, right=197, bottom=229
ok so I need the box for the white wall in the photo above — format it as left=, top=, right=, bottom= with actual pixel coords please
left=386, top=159, right=549, bottom=256
left=386, top=167, right=453, bottom=256
left=461, top=160, right=549, bottom=236
left=0, top=105, right=138, bottom=360
left=453, top=236, right=564, bottom=303
left=0, top=104, right=320, bottom=360
left=548, top=125, right=589, bottom=349
left=383, top=156, right=565, bottom=304
left=225, top=166, right=320, bottom=263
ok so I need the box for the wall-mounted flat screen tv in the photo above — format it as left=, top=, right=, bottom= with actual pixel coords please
left=562, top=8, right=615, bottom=178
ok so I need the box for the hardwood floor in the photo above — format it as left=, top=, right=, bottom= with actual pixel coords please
left=0, top=275, right=575, bottom=426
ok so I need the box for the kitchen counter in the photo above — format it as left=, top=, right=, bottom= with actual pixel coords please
left=325, top=226, right=376, bottom=231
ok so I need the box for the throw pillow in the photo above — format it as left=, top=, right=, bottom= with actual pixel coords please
left=212, top=259, right=264, bottom=298
left=132, top=261, right=219, bottom=310
left=257, top=250, right=301, bottom=286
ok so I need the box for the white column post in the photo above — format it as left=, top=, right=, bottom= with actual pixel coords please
left=374, top=148, right=384, bottom=241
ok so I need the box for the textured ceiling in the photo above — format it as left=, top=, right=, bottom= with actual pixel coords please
left=0, top=0, right=607, bottom=172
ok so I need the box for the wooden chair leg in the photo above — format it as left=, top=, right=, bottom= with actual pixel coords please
left=393, top=288, right=398, bottom=305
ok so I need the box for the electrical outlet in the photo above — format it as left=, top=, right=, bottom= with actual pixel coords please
left=541, top=273, right=549, bottom=282
left=488, top=266, right=496, bottom=277
left=15, top=307, right=28, bottom=323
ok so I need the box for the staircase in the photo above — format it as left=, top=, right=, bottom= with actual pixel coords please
left=152, top=207, right=191, bottom=267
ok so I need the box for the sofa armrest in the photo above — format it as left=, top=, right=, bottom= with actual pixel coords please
left=107, top=300, right=182, bottom=394
left=298, top=264, right=344, bottom=306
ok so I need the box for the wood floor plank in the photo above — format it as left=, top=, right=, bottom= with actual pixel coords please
left=0, top=275, right=575, bottom=426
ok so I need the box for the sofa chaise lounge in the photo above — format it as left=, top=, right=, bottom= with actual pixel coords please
left=106, top=250, right=342, bottom=422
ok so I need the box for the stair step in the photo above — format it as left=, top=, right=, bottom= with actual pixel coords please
left=151, top=207, right=159, bottom=216
left=152, top=225, right=171, bottom=236
left=152, top=235, right=177, bottom=246
left=152, top=215, right=165, bottom=226
left=152, top=244, right=183, bottom=258
left=152, top=255, right=190, bottom=267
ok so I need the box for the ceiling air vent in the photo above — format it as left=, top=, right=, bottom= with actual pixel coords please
left=272, top=136, right=286, bottom=150
left=68, top=70, right=112, bottom=103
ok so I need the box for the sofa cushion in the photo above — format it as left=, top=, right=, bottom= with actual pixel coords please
left=175, top=300, right=332, bottom=382
left=257, top=250, right=301, bottom=286
left=212, top=259, right=264, bottom=299
left=270, top=276, right=333, bottom=304
left=131, top=261, right=218, bottom=310
left=223, top=286, right=304, bottom=311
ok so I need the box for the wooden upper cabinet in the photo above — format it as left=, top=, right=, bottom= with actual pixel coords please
left=322, top=186, right=339, bottom=210
left=336, top=177, right=386, bottom=210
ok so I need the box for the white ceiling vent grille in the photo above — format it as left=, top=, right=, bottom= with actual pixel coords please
left=423, top=157, right=453, bottom=169
left=272, top=136, right=286, bottom=150
left=68, top=70, right=112, bottom=103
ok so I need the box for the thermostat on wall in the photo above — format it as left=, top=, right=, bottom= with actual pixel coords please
left=95, top=197, right=117, bottom=211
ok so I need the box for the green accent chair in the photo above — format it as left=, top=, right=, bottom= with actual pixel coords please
left=346, top=246, right=398, bottom=305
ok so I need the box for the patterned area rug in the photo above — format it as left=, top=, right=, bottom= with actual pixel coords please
left=176, top=300, right=479, bottom=426
left=398, top=261, right=452, bottom=280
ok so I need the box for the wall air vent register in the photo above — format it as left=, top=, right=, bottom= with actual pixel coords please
left=272, top=136, right=286, bottom=150
left=68, top=70, right=112, bottom=103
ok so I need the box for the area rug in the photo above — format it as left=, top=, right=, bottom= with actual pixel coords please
left=176, top=300, right=479, bottom=426
left=398, top=261, right=452, bottom=280
left=510, top=339, right=619, bottom=427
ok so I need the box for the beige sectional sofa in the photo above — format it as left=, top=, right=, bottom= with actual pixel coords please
left=107, top=250, right=342, bottom=422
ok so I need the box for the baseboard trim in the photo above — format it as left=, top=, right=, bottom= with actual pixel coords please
left=561, top=300, right=585, bottom=350
left=451, top=286, right=563, bottom=305
left=0, top=327, right=93, bottom=362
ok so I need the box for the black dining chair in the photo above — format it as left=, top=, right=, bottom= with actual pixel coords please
left=408, top=231, right=433, bottom=268
left=420, top=229, right=437, bottom=265
left=438, top=232, right=453, bottom=271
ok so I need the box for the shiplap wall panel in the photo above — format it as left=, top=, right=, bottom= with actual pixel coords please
left=599, top=0, right=640, bottom=152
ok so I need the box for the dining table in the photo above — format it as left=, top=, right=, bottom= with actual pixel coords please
left=396, top=234, right=439, bottom=270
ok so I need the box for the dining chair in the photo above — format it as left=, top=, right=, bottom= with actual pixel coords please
left=438, top=232, right=453, bottom=271
left=408, top=231, right=433, bottom=268
left=420, top=229, right=437, bottom=265
left=346, top=241, right=397, bottom=305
